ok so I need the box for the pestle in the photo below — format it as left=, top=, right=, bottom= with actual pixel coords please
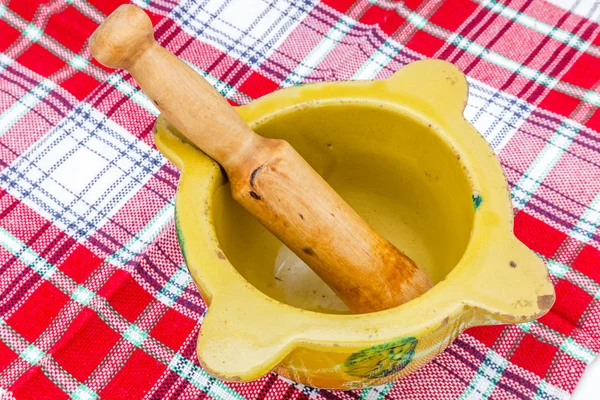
left=89, top=5, right=433, bottom=313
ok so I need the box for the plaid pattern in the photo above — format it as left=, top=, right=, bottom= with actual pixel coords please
left=0, top=0, right=599, bottom=398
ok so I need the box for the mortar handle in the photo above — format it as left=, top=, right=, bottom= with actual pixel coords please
left=89, top=4, right=258, bottom=171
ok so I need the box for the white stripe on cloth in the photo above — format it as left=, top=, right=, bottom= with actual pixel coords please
left=0, top=102, right=165, bottom=243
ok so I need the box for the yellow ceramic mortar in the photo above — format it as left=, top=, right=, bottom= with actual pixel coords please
left=153, top=59, right=555, bottom=390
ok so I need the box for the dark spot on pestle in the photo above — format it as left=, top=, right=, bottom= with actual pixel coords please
left=302, top=247, right=315, bottom=256
left=250, top=165, right=264, bottom=188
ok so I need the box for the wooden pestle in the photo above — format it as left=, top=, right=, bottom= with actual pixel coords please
left=89, top=5, right=433, bottom=313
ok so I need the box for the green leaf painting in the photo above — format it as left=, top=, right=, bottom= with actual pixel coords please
left=345, top=337, right=417, bottom=379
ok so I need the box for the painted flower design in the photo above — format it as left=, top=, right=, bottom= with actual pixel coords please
left=344, top=337, right=417, bottom=379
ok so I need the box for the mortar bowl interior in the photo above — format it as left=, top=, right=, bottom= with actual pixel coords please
left=212, top=102, right=475, bottom=314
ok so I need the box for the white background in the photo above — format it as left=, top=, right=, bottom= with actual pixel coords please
left=573, top=356, right=600, bottom=398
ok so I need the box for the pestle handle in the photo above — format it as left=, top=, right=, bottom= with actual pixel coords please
left=90, top=4, right=257, bottom=170
left=90, top=5, right=433, bottom=313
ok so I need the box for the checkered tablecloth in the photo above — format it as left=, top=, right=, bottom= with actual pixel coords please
left=0, top=0, right=599, bottom=398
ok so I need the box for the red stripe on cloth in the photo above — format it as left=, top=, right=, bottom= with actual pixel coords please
left=17, top=43, right=66, bottom=77
left=553, top=280, right=594, bottom=326
left=238, top=71, right=279, bottom=100
left=514, top=211, right=568, bottom=258
left=51, top=308, right=122, bottom=383
left=358, top=4, right=389, bottom=26
left=429, top=0, right=479, bottom=33
left=587, top=109, right=600, bottom=132
left=6, top=282, right=70, bottom=343
left=512, top=334, right=560, bottom=376
left=540, top=311, right=576, bottom=336
left=539, top=89, right=583, bottom=116
left=149, top=308, right=196, bottom=352
left=10, top=0, right=41, bottom=21
left=60, top=72, right=103, bottom=101
left=0, top=340, right=18, bottom=373
left=100, top=349, right=166, bottom=398
left=87, top=0, right=130, bottom=17
left=49, top=246, right=97, bottom=287
left=562, top=52, right=600, bottom=90
left=99, top=270, right=155, bottom=323
left=0, top=20, right=20, bottom=52
left=573, top=245, right=600, bottom=282
left=380, top=12, right=406, bottom=36
left=321, top=0, right=357, bottom=13
left=407, top=31, right=445, bottom=57
left=45, top=6, right=98, bottom=53
left=467, top=324, right=506, bottom=348
left=12, top=367, right=67, bottom=400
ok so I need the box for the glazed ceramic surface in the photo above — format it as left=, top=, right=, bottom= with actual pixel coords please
left=153, top=59, right=555, bottom=389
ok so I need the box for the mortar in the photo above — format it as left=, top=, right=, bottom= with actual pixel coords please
left=154, top=59, right=555, bottom=390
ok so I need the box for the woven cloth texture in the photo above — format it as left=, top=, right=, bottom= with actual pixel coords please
left=0, top=0, right=599, bottom=399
